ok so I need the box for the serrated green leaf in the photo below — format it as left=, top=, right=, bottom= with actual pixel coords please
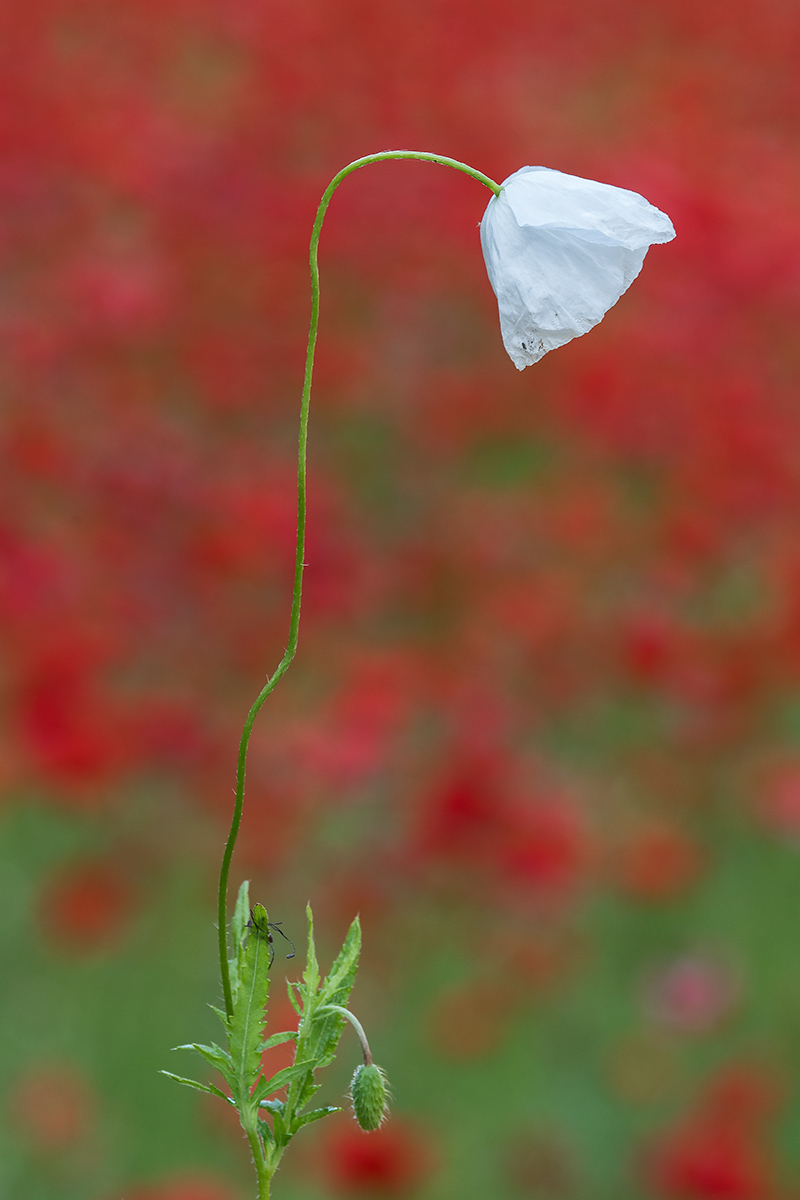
left=305, top=915, right=361, bottom=1069
left=303, top=905, right=319, bottom=995
left=320, top=915, right=361, bottom=1002
left=228, top=959, right=239, bottom=1000
left=228, top=880, right=251, bottom=1008
left=280, top=915, right=363, bottom=1124
left=286, top=979, right=303, bottom=1016
left=160, top=1070, right=231, bottom=1103
left=261, top=1030, right=297, bottom=1052
left=291, top=1105, right=341, bottom=1132
left=232, top=879, right=251, bottom=948
left=208, top=1004, right=230, bottom=1030
left=174, top=1042, right=234, bottom=1087
left=228, top=911, right=272, bottom=1096
left=252, top=1059, right=316, bottom=1104
left=294, top=1077, right=323, bottom=1113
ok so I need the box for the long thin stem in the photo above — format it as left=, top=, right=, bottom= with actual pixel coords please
left=217, top=151, right=501, bottom=1017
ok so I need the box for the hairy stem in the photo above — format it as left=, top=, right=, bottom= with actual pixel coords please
left=245, top=1122, right=270, bottom=1200
left=217, top=151, right=501, bottom=1018
left=319, top=1004, right=374, bottom=1064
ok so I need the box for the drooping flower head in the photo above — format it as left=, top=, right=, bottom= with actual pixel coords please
left=480, top=166, right=676, bottom=369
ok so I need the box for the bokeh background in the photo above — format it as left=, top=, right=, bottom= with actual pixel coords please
left=2, top=1, right=800, bottom=1198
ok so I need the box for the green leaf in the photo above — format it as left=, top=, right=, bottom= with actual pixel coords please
left=286, top=980, right=303, bottom=1016
left=320, top=915, right=361, bottom=1004
left=228, top=880, right=251, bottom=1007
left=208, top=1004, right=229, bottom=1029
left=232, top=879, right=251, bottom=949
left=261, top=1030, right=297, bottom=1052
left=228, top=907, right=272, bottom=1096
left=174, top=1042, right=234, bottom=1087
left=272, top=1105, right=289, bottom=1147
left=307, top=915, right=362, bottom=1068
left=303, top=905, right=319, bottom=996
left=282, top=914, right=363, bottom=1120
left=294, top=1077, right=323, bottom=1113
left=257, top=1117, right=276, bottom=1147
left=160, top=1070, right=231, bottom=1103
left=291, top=1105, right=341, bottom=1131
left=258, top=1098, right=285, bottom=1115
left=252, top=1059, right=316, bottom=1104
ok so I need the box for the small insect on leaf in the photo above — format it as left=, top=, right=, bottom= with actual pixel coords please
left=229, top=907, right=272, bottom=1094
left=247, top=906, right=296, bottom=968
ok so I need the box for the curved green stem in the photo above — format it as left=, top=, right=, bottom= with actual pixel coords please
left=319, top=1004, right=374, bottom=1063
left=217, top=151, right=501, bottom=1018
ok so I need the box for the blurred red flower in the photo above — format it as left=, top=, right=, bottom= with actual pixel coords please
left=501, top=797, right=590, bottom=896
left=16, top=647, right=124, bottom=789
left=757, top=761, right=800, bottom=843
left=617, top=820, right=704, bottom=902
left=645, top=1064, right=783, bottom=1199
left=37, top=858, right=136, bottom=952
left=322, top=1117, right=436, bottom=1196
left=10, top=1062, right=94, bottom=1148
left=414, top=756, right=590, bottom=901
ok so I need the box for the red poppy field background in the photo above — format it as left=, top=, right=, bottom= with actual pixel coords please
left=3, top=1, right=800, bottom=1198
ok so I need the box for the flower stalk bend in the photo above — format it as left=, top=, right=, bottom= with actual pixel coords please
left=216, top=152, right=501, bottom=1018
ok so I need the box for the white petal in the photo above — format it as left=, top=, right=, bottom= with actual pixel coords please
left=480, top=166, right=676, bottom=369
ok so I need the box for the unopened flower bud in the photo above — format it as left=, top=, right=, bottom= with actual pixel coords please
left=350, top=1062, right=389, bottom=1131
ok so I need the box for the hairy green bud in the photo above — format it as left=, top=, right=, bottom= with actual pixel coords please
left=350, top=1062, right=389, bottom=1131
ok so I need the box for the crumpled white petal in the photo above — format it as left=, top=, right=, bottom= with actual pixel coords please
left=480, top=166, right=676, bottom=369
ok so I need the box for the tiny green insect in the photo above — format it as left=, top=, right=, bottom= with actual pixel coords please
left=246, top=906, right=296, bottom=968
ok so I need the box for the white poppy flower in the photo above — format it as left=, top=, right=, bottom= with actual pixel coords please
left=480, top=166, right=676, bottom=369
